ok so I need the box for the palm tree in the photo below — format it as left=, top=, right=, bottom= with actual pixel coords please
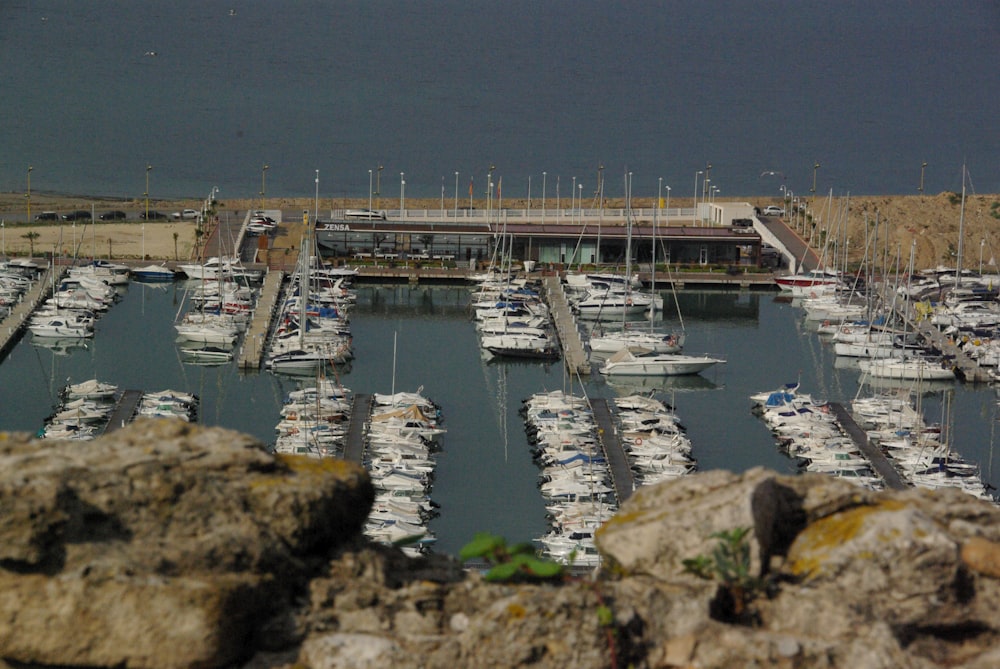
left=22, top=231, right=39, bottom=258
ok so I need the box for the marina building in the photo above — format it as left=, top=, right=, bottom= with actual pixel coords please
left=314, top=201, right=767, bottom=269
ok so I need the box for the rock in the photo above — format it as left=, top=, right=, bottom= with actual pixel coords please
left=5, top=420, right=1000, bottom=669
left=0, top=420, right=373, bottom=669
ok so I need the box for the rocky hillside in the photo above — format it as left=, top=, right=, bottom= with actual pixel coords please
left=2, top=420, right=999, bottom=668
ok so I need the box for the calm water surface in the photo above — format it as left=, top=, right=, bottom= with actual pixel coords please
left=2, top=1, right=997, bottom=199
left=1, top=281, right=997, bottom=554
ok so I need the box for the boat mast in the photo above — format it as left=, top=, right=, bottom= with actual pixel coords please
left=956, top=164, right=967, bottom=288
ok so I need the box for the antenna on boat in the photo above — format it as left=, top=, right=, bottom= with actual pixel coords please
left=391, top=330, right=397, bottom=404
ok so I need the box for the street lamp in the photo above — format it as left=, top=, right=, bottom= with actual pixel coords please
left=578, top=183, right=582, bottom=223
left=375, top=165, right=383, bottom=211
left=693, top=170, right=703, bottom=226
left=400, top=172, right=405, bottom=213
left=261, top=164, right=269, bottom=211
left=811, top=161, right=819, bottom=194
left=572, top=176, right=577, bottom=219
left=315, top=169, right=320, bottom=221
left=368, top=169, right=373, bottom=215
left=26, top=166, right=33, bottom=223
left=145, top=164, right=152, bottom=222
left=919, top=161, right=927, bottom=194
left=542, top=172, right=547, bottom=224
left=980, top=239, right=985, bottom=274
left=454, top=171, right=459, bottom=218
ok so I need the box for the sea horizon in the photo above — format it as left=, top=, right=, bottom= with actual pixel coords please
left=2, top=1, right=997, bottom=201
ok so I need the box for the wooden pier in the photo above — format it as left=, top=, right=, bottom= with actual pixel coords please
left=542, top=276, right=591, bottom=376
left=591, top=398, right=635, bottom=503
left=828, top=402, right=909, bottom=491
left=237, top=270, right=285, bottom=370
left=342, top=393, right=372, bottom=464
left=102, top=390, right=145, bottom=435
left=0, top=266, right=64, bottom=362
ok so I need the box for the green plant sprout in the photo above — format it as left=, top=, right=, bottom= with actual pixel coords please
left=460, top=532, right=565, bottom=582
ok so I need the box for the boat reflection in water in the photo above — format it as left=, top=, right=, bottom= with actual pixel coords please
left=603, top=373, right=721, bottom=396
left=30, top=335, right=92, bottom=357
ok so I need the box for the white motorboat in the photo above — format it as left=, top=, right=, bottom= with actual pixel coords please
left=589, top=329, right=684, bottom=354
left=858, top=357, right=956, bottom=381
left=132, top=264, right=176, bottom=282
left=599, top=348, right=724, bottom=376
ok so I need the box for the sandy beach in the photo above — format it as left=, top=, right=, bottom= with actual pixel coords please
left=1, top=192, right=998, bottom=269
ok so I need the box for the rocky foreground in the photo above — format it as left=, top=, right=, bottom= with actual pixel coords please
left=2, top=420, right=1000, bottom=668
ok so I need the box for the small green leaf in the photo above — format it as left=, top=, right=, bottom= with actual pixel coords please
left=507, top=541, right=537, bottom=557
left=460, top=533, right=505, bottom=561
left=523, top=557, right=564, bottom=578
left=485, top=561, right=521, bottom=581
left=596, top=604, right=614, bottom=627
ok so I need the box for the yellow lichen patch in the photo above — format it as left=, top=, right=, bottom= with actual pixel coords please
left=787, top=499, right=906, bottom=578
left=277, top=454, right=362, bottom=479
left=507, top=602, right=527, bottom=619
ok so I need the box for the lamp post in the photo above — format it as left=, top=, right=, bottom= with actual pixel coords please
left=399, top=172, right=405, bottom=213
left=314, top=170, right=320, bottom=221
left=368, top=169, right=373, bottom=215
left=665, top=186, right=671, bottom=225
left=980, top=239, right=985, bottom=274
left=454, top=171, right=459, bottom=218
left=693, top=170, right=702, bottom=226
left=578, top=183, right=582, bottom=225
left=375, top=165, right=383, bottom=211
left=811, top=161, right=819, bottom=200
left=26, top=166, right=33, bottom=223
left=527, top=175, right=532, bottom=215
left=1, top=222, right=4, bottom=259
left=919, top=161, right=927, bottom=194
left=145, top=164, right=152, bottom=222
left=261, top=164, right=269, bottom=211
left=542, top=172, right=546, bottom=224
left=571, top=176, right=577, bottom=220
left=597, top=164, right=605, bottom=211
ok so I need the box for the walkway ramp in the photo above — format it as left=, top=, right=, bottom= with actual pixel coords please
left=829, top=402, right=908, bottom=490
left=237, top=269, right=284, bottom=370
left=343, top=393, right=372, bottom=463
left=102, top=390, right=144, bottom=435
left=542, top=276, right=590, bottom=376
left=591, top=398, right=635, bottom=503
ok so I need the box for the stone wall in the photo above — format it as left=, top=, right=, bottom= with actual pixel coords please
left=2, top=421, right=999, bottom=668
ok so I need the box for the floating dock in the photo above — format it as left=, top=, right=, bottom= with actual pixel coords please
left=828, top=402, right=909, bottom=491
left=0, top=266, right=65, bottom=362
left=102, top=390, right=145, bottom=435
left=342, top=393, right=373, bottom=464
left=542, top=276, right=590, bottom=376
left=591, top=398, right=635, bottom=503
left=237, top=269, right=285, bottom=370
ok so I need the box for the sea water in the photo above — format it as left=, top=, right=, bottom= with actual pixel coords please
left=1, top=281, right=996, bottom=555
left=2, top=1, right=997, bottom=200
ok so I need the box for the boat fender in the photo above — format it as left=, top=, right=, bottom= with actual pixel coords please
left=634, top=437, right=642, bottom=446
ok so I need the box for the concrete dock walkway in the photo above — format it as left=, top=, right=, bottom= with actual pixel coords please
left=591, top=398, right=635, bottom=503
left=237, top=269, right=284, bottom=370
left=542, top=276, right=590, bottom=376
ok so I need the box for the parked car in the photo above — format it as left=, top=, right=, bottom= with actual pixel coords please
left=139, top=210, right=168, bottom=220
left=172, top=209, right=200, bottom=219
left=61, top=210, right=92, bottom=221
left=34, top=211, right=58, bottom=221
left=99, top=210, right=127, bottom=220
left=762, top=205, right=785, bottom=216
